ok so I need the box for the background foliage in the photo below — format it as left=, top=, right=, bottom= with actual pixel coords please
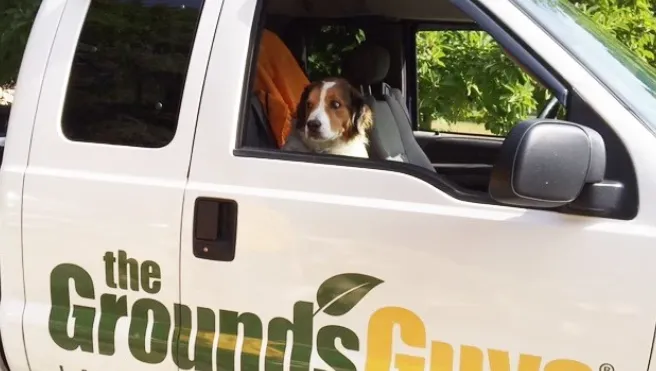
left=0, top=0, right=41, bottom=88
left=1, top=0, right=656, bottom=136
left=416, top=30, right=551, bottom=134
left=415, top=0, right=656, bottom=134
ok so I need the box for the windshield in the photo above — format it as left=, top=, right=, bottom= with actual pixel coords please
left=509, top=0, right=656, bottom=133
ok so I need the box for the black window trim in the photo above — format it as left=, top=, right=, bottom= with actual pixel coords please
left=231, top=0, right=637, bottom=220
left=234, top=0, right=267, bottom=150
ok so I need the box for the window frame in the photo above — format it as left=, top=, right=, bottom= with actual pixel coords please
left=60, top=0, right=207, bottom=149
left=233, top=0, right=638, bottom=221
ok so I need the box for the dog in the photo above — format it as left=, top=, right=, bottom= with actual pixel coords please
left=282, top=77, right=374, bottom=158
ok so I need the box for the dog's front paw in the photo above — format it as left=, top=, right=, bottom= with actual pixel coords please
left=386, top=154, right=407, bottom=163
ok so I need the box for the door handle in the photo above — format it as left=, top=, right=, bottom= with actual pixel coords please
left=193, top=197, right=238, bottom=261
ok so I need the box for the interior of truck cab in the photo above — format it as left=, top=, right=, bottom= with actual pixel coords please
left=239, top=0, right=570, bottom=198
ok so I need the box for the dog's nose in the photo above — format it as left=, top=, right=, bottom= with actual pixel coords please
left=306, top=120, right=321, bottom=131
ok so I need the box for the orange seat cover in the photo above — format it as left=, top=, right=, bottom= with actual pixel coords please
left=253, top=29, right=310, bottom=148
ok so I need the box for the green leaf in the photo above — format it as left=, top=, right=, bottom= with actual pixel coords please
left=314, top=273, right=384, bottom=317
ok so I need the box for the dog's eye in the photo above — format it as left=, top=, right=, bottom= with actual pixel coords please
left=306, top=101, right=313, bottom=109
left=330, top=100, right=341, bottom=109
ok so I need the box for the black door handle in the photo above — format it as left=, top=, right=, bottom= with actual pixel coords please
left=193, top=197, right=238, bottom=261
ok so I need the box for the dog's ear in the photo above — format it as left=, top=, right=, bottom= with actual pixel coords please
left=350, top=86, right=374, bottom=136
left=294, top=82, right=318, bottom=129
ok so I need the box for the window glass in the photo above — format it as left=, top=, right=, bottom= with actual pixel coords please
left=510, top=0, right=656, bottom=135
left=306, top=25, right=366, bottom=81
left=62, top=0, right=204, bottom=148
left=416, top=29, right=560, bottom=136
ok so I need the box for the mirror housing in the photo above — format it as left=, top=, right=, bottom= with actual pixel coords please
left=489, top=119, right=607, bottom=209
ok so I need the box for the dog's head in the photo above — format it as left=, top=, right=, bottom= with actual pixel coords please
left=295, top=77, right=373, bottom=145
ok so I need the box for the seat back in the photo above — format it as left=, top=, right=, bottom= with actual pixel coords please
left=342, top=43, right=434, bottom=171
left=242, top=92, right=278, bottom=149
left=253, top=28, right=310, bottom=148
left=381, top=89, right=434, bottom=170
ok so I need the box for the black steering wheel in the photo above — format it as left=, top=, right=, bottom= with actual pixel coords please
left=537, top=96, right=561, bottom=119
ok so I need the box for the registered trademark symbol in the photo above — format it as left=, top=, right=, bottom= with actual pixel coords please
left=599, top=363, right=614, bottom=371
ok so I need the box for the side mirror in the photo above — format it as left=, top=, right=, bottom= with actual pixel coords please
left=489, top=119, right=622, bottom=212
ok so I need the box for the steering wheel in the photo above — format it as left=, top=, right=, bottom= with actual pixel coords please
left=537, top=96, right=561, bottom=119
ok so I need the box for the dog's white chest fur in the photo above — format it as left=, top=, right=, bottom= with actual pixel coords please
left=325, top=136, right=369, bottom=158
left=283, top=129, right=369, bottom=158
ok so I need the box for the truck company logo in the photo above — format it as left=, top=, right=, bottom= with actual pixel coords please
left=48, top=250, right=594, bottom=371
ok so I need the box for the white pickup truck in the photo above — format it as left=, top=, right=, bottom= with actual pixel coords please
left=2, top=0, right=656, bottom=370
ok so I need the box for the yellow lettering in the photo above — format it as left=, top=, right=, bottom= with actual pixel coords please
left=397, top=355, right=426, bottom=371
left=488, top=350, right=542, bottom=371
left=488, top=349, right=511, bottom=371
left=517, top=354, right=543, bottom=371
left=460, top=345, right=484, bottom=371
left=365, top=306, right=427, bottom=371
left=430, top=341, right=454, bottom=371
left=544, top=359, right=593, bottom=371
left=363, top=307, right=591, bottom=371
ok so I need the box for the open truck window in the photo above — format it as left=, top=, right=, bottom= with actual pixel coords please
left=234, top=0, right=637, bottom=220
left=414, top=28, right=564, bottom=137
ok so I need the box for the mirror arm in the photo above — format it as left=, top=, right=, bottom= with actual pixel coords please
left=538, top=96, right=559, bottom=119
left=561, top=180, right=626, bottom=217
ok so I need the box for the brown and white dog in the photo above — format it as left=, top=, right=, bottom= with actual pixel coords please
left=282, top=77, right=374, bottom=158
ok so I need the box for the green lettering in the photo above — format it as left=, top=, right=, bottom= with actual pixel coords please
left=98, top=294, right=128, bottom=356
left=140, top=260, right=161, bottom=294
left=265, top=301, right=313, bottom=371
left=316, top=325, right=359, bottom=371
left=128, top=298, right=171, bottom=364
left=118, top=250, right=139, bottom=291
left=48, top=263, right=96, bottom=352
left=217, top=310, right=263, bottom=370
left=103, top=251, right=117, bottom=289
left=173, top=304, right=215, bottom=370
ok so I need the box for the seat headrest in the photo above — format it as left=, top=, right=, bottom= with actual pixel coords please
left=342, top=42, right=390, bottom=87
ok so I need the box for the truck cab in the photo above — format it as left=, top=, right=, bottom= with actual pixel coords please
left=1, top=0, right=656, bottom=370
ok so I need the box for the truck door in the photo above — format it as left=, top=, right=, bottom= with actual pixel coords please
left=19, top=0, right=222, bottom=370
left=179, top=1, right=656, bottom=371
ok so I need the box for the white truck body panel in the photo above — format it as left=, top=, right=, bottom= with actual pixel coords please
left=0, top=0, right=70, bottom=369
left=181, top=1, right=656, bottom=371
left=1, top=0, right=656, bottom=370
left=9, top=0, right=223, bottom=370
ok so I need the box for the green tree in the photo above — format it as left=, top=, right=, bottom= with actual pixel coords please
left=305, top=25, right=366, bottom=81
left=574, top=0, right=656, bottom=65
left=0, top=0, right=41, bottom=87
left=416, top=30, right=549, bottom=134
left=416, top=0, right=656, bottom=135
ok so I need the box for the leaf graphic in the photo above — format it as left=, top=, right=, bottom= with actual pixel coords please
left=315, top=273, right=384, bottom=317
